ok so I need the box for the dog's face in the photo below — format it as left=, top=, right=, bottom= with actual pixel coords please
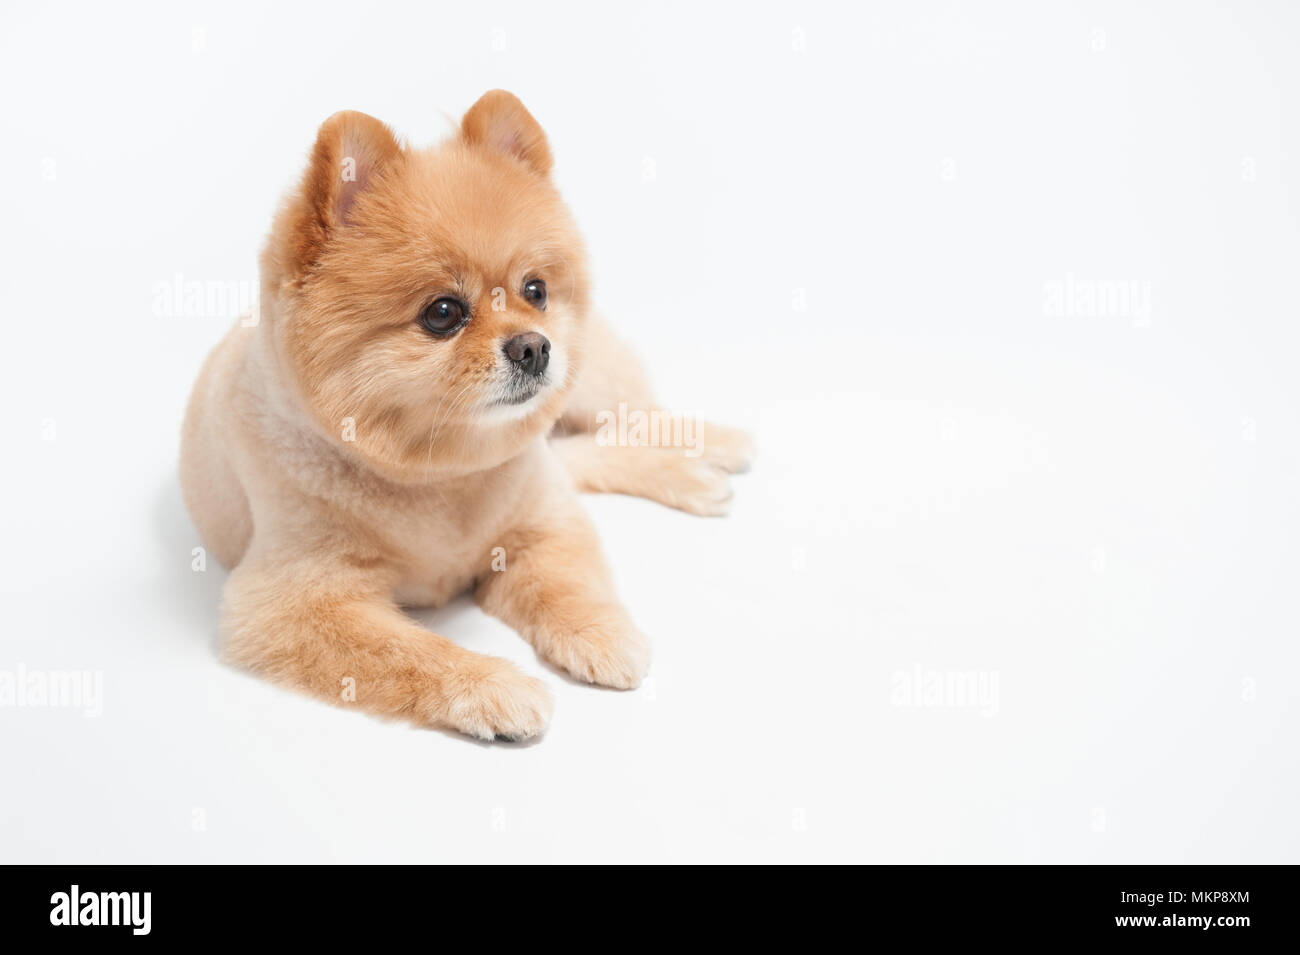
left=263, top=92, right=590, bottom=480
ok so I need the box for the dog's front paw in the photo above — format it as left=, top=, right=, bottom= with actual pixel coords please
left=438, top=657, right=554, bottom=741
left=658, top=455, right=736, bottom=516
left=699, top=422, right=756, bottom=474
left=542, top=612, right=651, bottom=689
left=649, top=422, right=754, bottom=516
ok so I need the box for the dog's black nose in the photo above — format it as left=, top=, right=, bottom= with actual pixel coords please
left=503, top=332, right=550, bottom=377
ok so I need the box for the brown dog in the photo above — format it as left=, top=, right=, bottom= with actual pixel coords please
left=180, top=91, right=753, bottom=740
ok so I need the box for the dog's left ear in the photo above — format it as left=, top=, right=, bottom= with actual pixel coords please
left=284, top=110, right=403, bottom=276
left=461, top=90, right=553, bottom=177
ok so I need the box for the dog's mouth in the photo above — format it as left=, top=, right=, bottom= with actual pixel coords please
left=496, top=387, right=539, bottom=406
left=493, top=375, right=545, bottom=407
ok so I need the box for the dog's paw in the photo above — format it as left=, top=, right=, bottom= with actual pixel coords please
left=439, top=657, right=554, bottom=741
left=655, top=455, right=736, bottom=517
left=543, top=614, right=651, bottom=689
left=645, top=421, right=753, bottom=515
left=699, top=422, right=755, bottom=474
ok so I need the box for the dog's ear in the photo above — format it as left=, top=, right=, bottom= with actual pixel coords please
left=288, top=111, right=402, bottom=273
left=460, top=90, right=552, bottom=177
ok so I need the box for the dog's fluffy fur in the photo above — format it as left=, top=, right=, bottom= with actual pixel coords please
left=180, top=91, right=752, bottom=740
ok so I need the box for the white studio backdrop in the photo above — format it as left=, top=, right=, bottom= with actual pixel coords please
left=0, top=1, right=1297, bottom=862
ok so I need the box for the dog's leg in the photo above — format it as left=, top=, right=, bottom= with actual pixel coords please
left=559, top=312, right=661, bottom=435
left=551, top=436, right=739, bottom=516
left=221, top=547, right=553, bottom=740
left=474, top=486, right=650, bottom=687
left=555, top=312, right=755, bottom=512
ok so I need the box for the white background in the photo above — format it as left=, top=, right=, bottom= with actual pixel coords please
left=1, top=1, right=1297, bottom=863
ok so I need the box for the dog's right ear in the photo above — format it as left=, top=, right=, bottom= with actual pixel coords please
left=285, top=111, right=402, bottom=275
left=461, top=90, right=552, bottom=177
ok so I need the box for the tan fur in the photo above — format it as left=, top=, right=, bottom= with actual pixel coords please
left=180, top=91, right=752, bottom=740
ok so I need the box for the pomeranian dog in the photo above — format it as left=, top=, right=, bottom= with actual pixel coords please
left=180, top=91, right=752, bottom=740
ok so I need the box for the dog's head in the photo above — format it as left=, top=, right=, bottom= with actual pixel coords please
left=261, top=91, right=590, bottom=480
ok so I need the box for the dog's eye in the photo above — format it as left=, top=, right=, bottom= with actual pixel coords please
left=523, top=278, right=547, bottom=310
left=418, top=298, right=469, bottom=336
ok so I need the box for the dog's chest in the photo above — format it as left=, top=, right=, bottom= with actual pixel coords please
left=389, top=509, right=498, bottom=608
left=377, top=455, right=540, bottom=609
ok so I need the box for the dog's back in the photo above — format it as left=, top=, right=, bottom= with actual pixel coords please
left=180, top=320, right=253, bottom=569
